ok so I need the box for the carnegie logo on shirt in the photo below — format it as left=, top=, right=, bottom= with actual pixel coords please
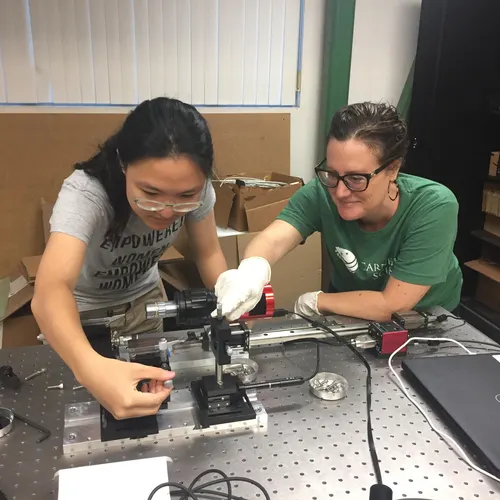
left=335, top=247, right=358, bottom=273
left=335, top=247, right=396, bottom=279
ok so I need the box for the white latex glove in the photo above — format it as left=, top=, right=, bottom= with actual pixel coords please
left=294, top=291, right=323, bottom=317
left=212, top=257, right=271, bottom=321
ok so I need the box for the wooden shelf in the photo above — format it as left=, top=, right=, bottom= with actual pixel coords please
left=471, top=229, right=500, bottom=249
left=464, top=259, right=500, bottom=282
left=487, top=175, right=500, bottom=183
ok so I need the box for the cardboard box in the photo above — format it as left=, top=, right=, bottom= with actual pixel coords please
left=1, top=270, right=34, bottom=320
left=483, top=184, right=500, bottom=217
left=158, top=245, right=184, bottom=263
left=1, top=313, right=41, bottom=348
left=466, top=258, right=500, bottom=313
left=213, top=173, right=303, bottom=232
left=172, top=226, right=240, bottom=270
left=484, top=214, right=500, bottom=238
left=20, top=255, right=42, bottom=283
left=489, top=151, right=500, bottom=177
left=159, top=261, right=204, bottom=291
left=0, top=269, right=40, bottom=348
left=475, top=274, right=500, bottom=313
left=41, top=198, right=55, bottom=245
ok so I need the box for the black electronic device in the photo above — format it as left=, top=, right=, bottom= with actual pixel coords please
left=402, top=353, right=500, bottom=475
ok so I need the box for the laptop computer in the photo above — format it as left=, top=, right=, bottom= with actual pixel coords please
left=401, top=353, right=500, bottom=475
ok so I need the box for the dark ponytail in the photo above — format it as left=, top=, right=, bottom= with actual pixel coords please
left=75, top=97, right=214, bottom=240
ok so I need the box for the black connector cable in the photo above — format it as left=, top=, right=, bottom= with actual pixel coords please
left=148, top=469, right=271, bottom=500
left=434, top=313, right=466, bottom=331
left=289, top=311, right=384, bottom=488
left=240, top=340, right=320, bottom=391
left=177, top=469, right=231, bottom=500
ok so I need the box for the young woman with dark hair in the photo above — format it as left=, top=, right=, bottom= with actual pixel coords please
left=32, top=97, right=227, bottom=419
left=214, top=102, right=463, bottom=322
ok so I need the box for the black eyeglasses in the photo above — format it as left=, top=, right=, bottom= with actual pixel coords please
left=314, top=159, right=390, bottom=192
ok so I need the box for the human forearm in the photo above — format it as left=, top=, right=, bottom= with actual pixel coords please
left=196, top=250, right=228, bottom=289
left=31, top=283, right=99, bottom=382
left=317, top=291, right=394, bottom=322
left=243, top=232, right=280, bottom=264
left=243, top=220, right=303, bottom=265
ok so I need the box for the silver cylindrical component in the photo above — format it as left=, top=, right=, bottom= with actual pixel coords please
left=216, top=364, right=223, bottom=386
left=145, top=301, right=178, bottom=319
left=159, top=338, right=169, bottom=363
left=25, top=367, right=47, bottom=381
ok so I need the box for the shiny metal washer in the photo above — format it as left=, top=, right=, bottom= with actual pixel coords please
left=223, top=358, right=259, bottom=383
left=309, top=372, right=348, bottom=401
left=0, top=407, right=14, bottom=438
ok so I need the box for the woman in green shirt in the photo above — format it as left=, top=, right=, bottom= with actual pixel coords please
left=214, top=102, right=463, bottom=322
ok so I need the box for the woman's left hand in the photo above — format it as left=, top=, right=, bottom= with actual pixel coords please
left=294, top=291, right=323, bottom=317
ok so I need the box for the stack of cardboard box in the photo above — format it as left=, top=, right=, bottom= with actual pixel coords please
left=464, top=152, right=500, bottom=313
left=213, top=172, right=303, bottom=232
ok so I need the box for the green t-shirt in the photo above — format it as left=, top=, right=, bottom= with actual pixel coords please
left=277, top=173, right=463, bottom=311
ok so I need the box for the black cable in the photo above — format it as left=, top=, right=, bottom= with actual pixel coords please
left=432, top=313, right=466, bottom=332
left=290, top=311, right=384, bottom=486
left=172, top=491, right=247, bottom=500
left=149, top=473, right=271, bottom=500
left=454, top=339, right=500, bottom=349
left=422, top=338, right=500, bottom=350
left=148, top=482, right=199, bottom=500
left=239, top=340, right=321, bottom=391
left=179, top=469, right=231, bottom=500
left=441, top=320, right=466, bottom=332
left=191, top=477, right=271, bottom=500
left=282, top=338, right=321, bottom=381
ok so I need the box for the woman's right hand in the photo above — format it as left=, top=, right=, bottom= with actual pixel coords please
left=77, top=354, right=175, bottom=420
left=212, top=257, right=271, bottom=321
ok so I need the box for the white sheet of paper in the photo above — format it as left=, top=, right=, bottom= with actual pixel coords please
left=57, top=456, right=171, bottom=500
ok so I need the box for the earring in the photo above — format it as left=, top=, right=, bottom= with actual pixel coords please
left=388, top=180, right=399, bottom=202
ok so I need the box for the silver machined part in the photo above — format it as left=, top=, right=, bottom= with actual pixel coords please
left=47, top=383, right=64, bottom=390
left=145, top=301, right=178, bottom=319
left=216, top=363, right=223, bottom=386
left=158, top=337, right=169, bottom=362
left=352, top=334, right=377, bottom=349
left=247, top=315, right=371, bottom=346
left=25, top=368, right=47, bottom=381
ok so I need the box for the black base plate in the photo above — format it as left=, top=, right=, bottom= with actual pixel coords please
left=100, top=406, right=159, bottom=442
left=191, top=374, right=256, bottom=428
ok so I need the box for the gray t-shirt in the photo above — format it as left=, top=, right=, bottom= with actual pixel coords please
left=50, top=169, right=215, bottom=312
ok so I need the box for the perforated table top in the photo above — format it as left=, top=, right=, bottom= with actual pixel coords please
left=1, top=318, right=499, bottom=500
